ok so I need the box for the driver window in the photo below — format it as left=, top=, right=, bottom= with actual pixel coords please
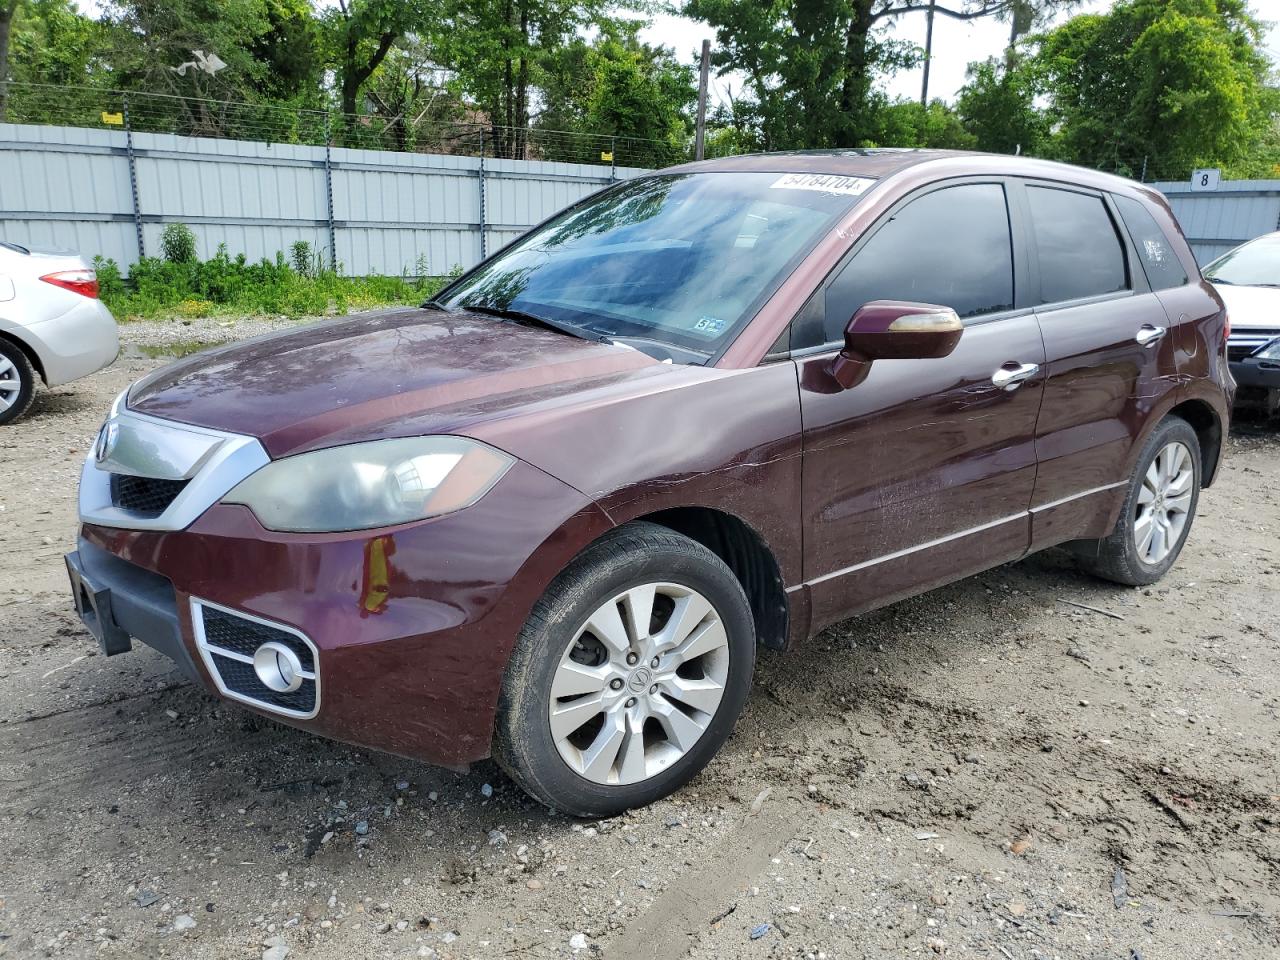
left=819, top=183, right=1015, bottom=344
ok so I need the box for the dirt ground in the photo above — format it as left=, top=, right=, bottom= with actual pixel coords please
left=1, top=320, right=1278, bottom=960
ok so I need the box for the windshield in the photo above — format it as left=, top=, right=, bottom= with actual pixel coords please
left=438, top=171, right=872, bottom=357
left=1204, top=234, right=1280, bottom=287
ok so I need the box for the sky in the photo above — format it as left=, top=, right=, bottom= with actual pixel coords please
left=640, top=0, right=1280, bottom=108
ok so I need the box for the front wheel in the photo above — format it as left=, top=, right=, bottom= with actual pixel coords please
left=494, top=523, right=755, bottom=817
left=1070, top=416, right=1201, bottom=586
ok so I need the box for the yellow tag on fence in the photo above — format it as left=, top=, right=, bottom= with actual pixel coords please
left=101, top=112, right=124, bottom=126
left=600, top=151, right=613, bottom=162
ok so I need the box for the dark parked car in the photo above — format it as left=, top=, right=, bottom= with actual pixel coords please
left=67, top=151, right=1231, bottom=816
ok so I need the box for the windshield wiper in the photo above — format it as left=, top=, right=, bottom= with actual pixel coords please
left=464, top=304, right=612, bottom=343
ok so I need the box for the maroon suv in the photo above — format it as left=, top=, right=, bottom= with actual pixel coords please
left=67, top=151, right=1231, bottom=816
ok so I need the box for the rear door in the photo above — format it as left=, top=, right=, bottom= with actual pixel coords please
left=1016, top=180, right=1182, bottom=549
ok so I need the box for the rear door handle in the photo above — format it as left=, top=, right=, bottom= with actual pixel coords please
left=991, top=362, right=1040, bottom=391
left=1136, top=324, right=1167, bottom=348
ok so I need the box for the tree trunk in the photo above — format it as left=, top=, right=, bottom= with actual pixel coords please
left=1005, top=0, right=1034, bottom=70
left=0, top=0, right=20, bottom=123
left=499, top=0, right=514, bottom=158
left=515, top=0, right=529, bottom=159
left=342, top=27, right=361, bottom=118
left=838, top=0, right=876, bottom=147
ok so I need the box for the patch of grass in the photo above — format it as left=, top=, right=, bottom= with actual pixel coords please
left=94, top=248, right=456, bottom=322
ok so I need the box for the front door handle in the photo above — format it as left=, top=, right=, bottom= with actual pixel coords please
left=1136, top=324, right=1167, bottom=348
left=991, top=361, right=1040, bottom=391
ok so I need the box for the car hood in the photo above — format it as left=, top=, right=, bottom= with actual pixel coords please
left=1210, top=282, right=1280, bottom=330
left=128, top=308, right=671, bottom=458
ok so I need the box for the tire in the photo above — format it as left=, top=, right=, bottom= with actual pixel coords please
left=1070, top=416, right=1201, bottom=586
left=494, top=522, right=755, bottom=817
left=0, top=339, right=37, bottom=426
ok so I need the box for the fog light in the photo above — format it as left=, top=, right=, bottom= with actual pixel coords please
left=253, top=641, right=304, bottom=693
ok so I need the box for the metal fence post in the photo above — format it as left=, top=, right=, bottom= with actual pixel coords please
left=123, top=93, right=145, bottom=261
left=610, top=137, right=617, bottom=181
left=323, top=112, right=338, bottom=272
left=478, top=131, right=488, bottom=260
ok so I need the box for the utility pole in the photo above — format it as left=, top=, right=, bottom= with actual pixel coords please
left=920, top=0, right=935, bottom=106
left=695, top=39, right=710, bottom=161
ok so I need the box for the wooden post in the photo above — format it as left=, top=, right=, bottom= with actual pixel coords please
left=695, top=39, right=710, bottom=161
left=920, top=0, right=935, bottom=106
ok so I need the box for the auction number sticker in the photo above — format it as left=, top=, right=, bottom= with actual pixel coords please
left=771, top=173, right=875, bottom=196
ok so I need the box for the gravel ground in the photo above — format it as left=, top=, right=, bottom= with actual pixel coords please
left=1, top=317, right=1278, bottom=960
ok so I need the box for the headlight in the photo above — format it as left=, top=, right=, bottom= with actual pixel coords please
left=1255, top=337, right=1280, bottom=361
left=223, top=436, right=514, bottom=532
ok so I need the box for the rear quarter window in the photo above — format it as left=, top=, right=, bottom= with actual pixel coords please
left=1113, top=195, right=1188, bottom=290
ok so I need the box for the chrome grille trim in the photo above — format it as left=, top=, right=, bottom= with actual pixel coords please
left=190, top=597, right=321, bottom=720
left=1228, top=329, right=1280, bottom=351
left=79, top=406, right=269, bottom=531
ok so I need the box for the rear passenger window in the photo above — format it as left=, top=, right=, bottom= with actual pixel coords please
left=1026, top=186, right=1128, bottom=304
left=821, top=183, right=1014, bottom=342
left=1113, top=195, right=1188, bottom=290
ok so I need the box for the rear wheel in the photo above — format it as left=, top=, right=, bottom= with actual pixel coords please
left=494, top=523, right=755, bottom=817
left=1070, top=416, right=1201, bottom=586
left=0, top=340, right=36, bottom=426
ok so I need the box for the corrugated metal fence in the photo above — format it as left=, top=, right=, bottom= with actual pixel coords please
left=0, top=122, right=648, bottom=276
left=4, top=120, right=1278, bottom=276
left=1153, top=179, right=1280, bottom=266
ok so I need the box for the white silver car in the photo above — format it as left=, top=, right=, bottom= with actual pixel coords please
left=0, top=241, right=119, bottom=424
left=1204, top=232, right=1280, bottom=415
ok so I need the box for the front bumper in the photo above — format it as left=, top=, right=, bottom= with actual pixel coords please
left=70, top=462, right=612, bottom=768
left=10, top=297, right=119, bottom=387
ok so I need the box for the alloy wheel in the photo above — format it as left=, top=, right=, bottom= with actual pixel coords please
left=548, top=582, right=730, bottom=786
left=1133, top=440, right=1194, bottom=565
left=0, top=354, right=20, bottom=412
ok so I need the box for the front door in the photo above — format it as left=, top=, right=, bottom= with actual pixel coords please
left=793, top=180, right=1046, bottom=632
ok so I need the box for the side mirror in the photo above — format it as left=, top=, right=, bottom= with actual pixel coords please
left=830, top=300, right=964, bottom=389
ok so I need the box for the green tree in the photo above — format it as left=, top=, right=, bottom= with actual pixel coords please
left=681, top=0, right=1075, bottom=150
left=872, top=98, right=977, bottom=148
left=321, top=0, right=436, bottom=118
left=440, top=0, right=612, bottom=158
left=9, top=0, right=111, bottom=87
left=250, top=0, right=322, bottom=103
left=1027, top=0, right=1275, bottom=177
left=537, top=24, right=694, bottom=159
left=955, top=58, right=1047, bottom=154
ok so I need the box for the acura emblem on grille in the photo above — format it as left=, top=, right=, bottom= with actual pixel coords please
left=95, top=421, right=119, bottom=464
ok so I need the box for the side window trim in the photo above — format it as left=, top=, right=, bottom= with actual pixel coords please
left=1013, top=177, right=1143, bottom=310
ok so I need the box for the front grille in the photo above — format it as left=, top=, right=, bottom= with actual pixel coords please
left=1228, top=330, right=1280, bottom=363
left=1228, top=344, right=1256, bottom=362
left=208, top=655, right=317, bottom=715
left=110, top=474, right=189, bottom=516
left=192, top=600, right=319, bottom=718
left=201, top=606, right=315, bottom=672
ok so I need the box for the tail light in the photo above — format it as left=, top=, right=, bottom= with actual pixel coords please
left=1223, top=311, right=1230, bottom=340
left=40, top=269, right=99, bottom=299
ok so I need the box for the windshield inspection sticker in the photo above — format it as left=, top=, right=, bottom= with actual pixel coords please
left=693, top=315, right=727, bottom=337
left=771, top=173, right=875, bottom=196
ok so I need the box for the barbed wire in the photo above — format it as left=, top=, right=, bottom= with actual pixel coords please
left=0, top=81, right=738, bottom=169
